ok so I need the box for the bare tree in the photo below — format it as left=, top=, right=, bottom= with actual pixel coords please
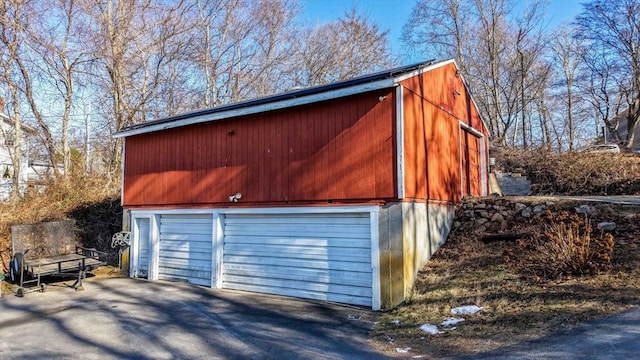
left=25, top=0, right=95, bottom=178
left=548, top=26, right=584, bottom=151
left=293, top=8, right=395, bottom=87
left=0, top=13, right=24, bottom=199
left=403, top=0, right=471, bottom=70
left=403, top=0, right=551, bottom=147
left=0, top=0, right=62, bottom=190
left=82, top=0, right=191, bottom=174
left=575, top=0, right=640, bottom=150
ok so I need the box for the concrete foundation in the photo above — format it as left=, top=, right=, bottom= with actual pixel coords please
left=378, top=201, right=455, bottom=309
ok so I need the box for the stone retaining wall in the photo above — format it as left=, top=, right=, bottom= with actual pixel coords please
left=452, top=199, right=556, bottom=234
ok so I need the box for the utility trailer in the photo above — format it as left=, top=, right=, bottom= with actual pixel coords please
left=8, top=220, right=107, bottom=297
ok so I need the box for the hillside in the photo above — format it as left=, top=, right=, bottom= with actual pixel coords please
left=0, top=178, right=122, bottom=273
left=371, top=198, right=640, bottom=358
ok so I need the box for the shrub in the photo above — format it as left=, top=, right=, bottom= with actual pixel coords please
left=504, top=211, right=614, bottom=280
left=492, top=146, right=640, bottom=195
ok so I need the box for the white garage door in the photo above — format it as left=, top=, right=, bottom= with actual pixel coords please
left=222, top=213, right=373, bottom=307
left=159, top=214, right=213, bottom=286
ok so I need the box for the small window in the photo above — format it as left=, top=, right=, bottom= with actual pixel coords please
left=4, top=132, right=15, bottom=147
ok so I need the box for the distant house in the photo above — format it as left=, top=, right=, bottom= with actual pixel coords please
left=115, top=59, right=490, bottom=310
left=0, top=103, right=35, bottom=201
left=606, top=109, right=640, bottom=152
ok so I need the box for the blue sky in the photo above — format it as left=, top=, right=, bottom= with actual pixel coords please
left=300, top=0, right=583, bottom=61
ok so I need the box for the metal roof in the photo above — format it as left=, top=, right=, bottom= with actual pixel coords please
left=114, top=59, right=438, bottom=138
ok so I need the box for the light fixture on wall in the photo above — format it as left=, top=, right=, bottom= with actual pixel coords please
left=229, top=192, right=242, bottom=202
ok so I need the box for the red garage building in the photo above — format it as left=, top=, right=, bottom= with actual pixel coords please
left=115, top=59, right=489, bottom=310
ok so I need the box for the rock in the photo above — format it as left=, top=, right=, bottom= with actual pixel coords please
left=521, top=207, right=532, bottom=218
left=476, top=210, right=491, bottom=219
left=453, top=221, right=462, bottom=229
left=491, top=213, right=504, bottom=222
left=473, top=225, right=487, bottom=234
left=533, top=205, right=546, bottom=215
left=545, top=201, right=555, bottom=206
left=515, top=203, right=527, bottom=211
left=475, top=203, right=487, bottom=209
left=597, top=222, right=617, bottom=232
left=500, top=221, right=509, bottom=231
left=475, top=218, right=489, bottom=227
left=575, top=204, right=596, bottom=215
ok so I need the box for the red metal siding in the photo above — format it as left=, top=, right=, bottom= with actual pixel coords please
left=401, top=62, right=488, bottom=202
left=123, top=90, right=396, bottom=207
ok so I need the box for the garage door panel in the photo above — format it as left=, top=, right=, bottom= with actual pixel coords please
left=158, top=268, right=212, bottom=286
left=223, top=212, right=372, bottom=307
left=224, top=235, right=370, bottom=248
left=224, top=225, right=370, bottom=238
left=223, top=275, right=372, bottom=298
left=158, top=249, right=212, bottom=261
left=223, top=263, right=372, bottom=285
left=158, top=233, right=212, bottom=241
left=223, top=243, right=371, bottom=262
left=158, top=256, right=211, bottom=269
left=224, top=255, right=370, bottom=272
left=159, top=214, right=213, bottom=287
left=227, top=283, right=371, bottom=307
left=158, top=241, right=212, bottom=253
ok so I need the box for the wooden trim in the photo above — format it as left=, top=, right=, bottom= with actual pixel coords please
left=214, top=213, right=224, bottom=289
left=458, top=121, right=487, bottom=196
left=396, top=85, right=405, bottom=200
left=221, top=205, right=380, bottom=215
left=459, top=120, right=484, bottom=137
left=149, top=215, right=160, bottom=281
left=130, top=215, right=140, bottom=277
left=392, top=59, right=456, bottom=83
left=370, top=210, right=381, bottom=311
left=120, top=138, right=125, bottom=207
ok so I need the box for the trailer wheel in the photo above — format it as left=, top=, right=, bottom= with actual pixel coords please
left=16, top=287, right=25, bottom=297
left=9, top=253, right=24, bottom=284
left=40, top=283, right=47, bottom=293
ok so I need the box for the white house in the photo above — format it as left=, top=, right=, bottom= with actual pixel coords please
left=0, top=104, right=36, bottom=201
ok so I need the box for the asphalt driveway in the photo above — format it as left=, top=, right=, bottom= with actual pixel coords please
left=0, top=277, right=389, bottom=359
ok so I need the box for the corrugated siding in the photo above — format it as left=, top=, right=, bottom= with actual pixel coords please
left=137, top=218, right=150, bottom=277
left=123, top=90, right=396, bottom=207
left=401, top=62, right=488, bottom=202
left=158, top=214, right=213, bottom=286
left=222, top=213, right=372, bottom=307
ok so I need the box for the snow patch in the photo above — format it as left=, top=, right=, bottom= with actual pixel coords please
left=440, top=317, right=465, bottom=327
left=419, top=324, right=443, bottom=335
left=395, top=347, right=412, bottom=353
left=451, top=305, right=483, bottom=315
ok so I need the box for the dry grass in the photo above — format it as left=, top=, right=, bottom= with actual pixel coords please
left=493, top=147, right=640, bottom=195
left=371, top=201, right=640, bottom=358
left=0, top=176, right=121, bottom=271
